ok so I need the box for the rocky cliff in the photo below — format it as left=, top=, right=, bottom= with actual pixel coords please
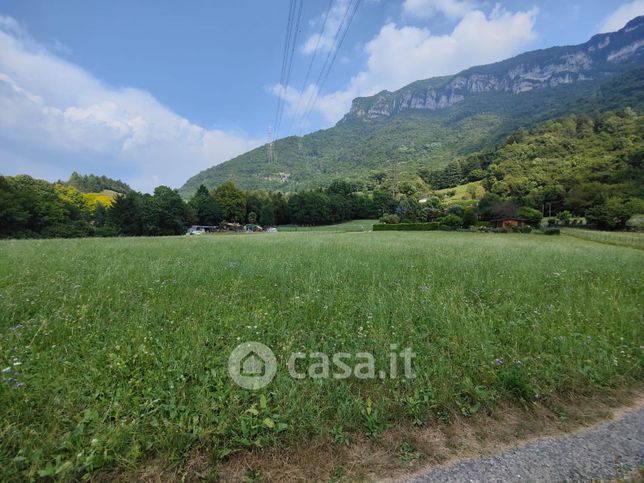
left=341, top=16, right=644, bottom=121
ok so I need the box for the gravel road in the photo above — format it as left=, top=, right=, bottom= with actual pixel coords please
left=406, top=406, right=644, bottom=482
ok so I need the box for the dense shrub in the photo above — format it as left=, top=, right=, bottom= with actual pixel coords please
left=518, top=207, right=543, bottom=226
left=436, top=214, right=463, bottom=228
left=373, top=222, right=440, bottom=231
left=543, top=227, right=561, bottom=235
left=380, top=213, right=400, bottom=224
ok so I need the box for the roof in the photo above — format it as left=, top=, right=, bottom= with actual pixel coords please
left=490, top=217, right=526, bottom=222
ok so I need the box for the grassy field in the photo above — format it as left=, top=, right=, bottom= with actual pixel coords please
left=276, top=219, right=377, bottom=232
left=0, top=231, right=642, bottom=480
left=436, top=181, right=484, bottom=205
left=561, top=228, right=644, bottom=250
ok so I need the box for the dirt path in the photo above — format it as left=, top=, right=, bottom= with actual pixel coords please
left=404, top=405, right=644, bottom=482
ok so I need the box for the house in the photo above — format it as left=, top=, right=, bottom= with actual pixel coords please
left=491, top=217, right=525, bottom=229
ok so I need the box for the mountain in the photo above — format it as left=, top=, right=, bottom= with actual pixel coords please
left=180, top=16, right=644, bottom=197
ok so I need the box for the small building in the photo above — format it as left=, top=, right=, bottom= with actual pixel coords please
left=491, top=217, right=525, bottom=229
left=220, top=222, right=244, bottom=232
left=186, top=225, right=218, bottom=235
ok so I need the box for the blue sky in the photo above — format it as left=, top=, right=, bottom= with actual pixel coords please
left=0, top=0, right=642, bottom=191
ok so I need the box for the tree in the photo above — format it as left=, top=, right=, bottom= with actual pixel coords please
left=288, top=191, right=331, bottom=225
left=152, top=186, right=190, bottom=235
left=585, top=197, right=633, bottom=230
left=372, top=190, right=397, bottom=216
left=476, top=193, right=502, bottom=220
left=107, top=193, right=143, bottom=236
left=189, top=185, right=222, bottom=225
left=0, top=176, right=30, bottom=237
left=437, top=214, right=463, bottom=229
left=270, top=192, right=289, bottom=225
left=94, top=202, right=107, bottom=227
left=213, top=182, right=246, bottom=222
left=328, top=180, right=356, bottom=196
left=259, top=205, right=275, bottom=226
left=395, top=198, right=424, bottom=223
left=518, top=207, right=543, bottom=226
left=462, top=208, right=477, bottom=228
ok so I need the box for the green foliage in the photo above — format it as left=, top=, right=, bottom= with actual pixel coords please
left=66, top=172, right=132, bottom=194
left=543, top=227, right=561, bottom=235
left=478, top=111, right=644, bottom=217
left=380, top=213, right=400, bottom=225
left=213, top=181, right=247, bottom=222
left=189, top=185, right=223, bottom=225
left=585, top=197, right=635, bottom=230
left=518, top=207, right=543, bottom=226
left=179, top=66, right=644, bottom=196
left=462, top=208, right=477, bottom=228
left=151, top=186, right=190, bottom=235
left=0, top=175, right=93, bottom=238
left=436, top=214, right=463, bottom=229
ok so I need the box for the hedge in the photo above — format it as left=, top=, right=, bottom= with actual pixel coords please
left=373, top=222, right=440, bottom=231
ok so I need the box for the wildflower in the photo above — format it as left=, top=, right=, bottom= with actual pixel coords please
left=494, top=358, right=504, bottom=366
left=1, top=367, right=10, bottom=374
left=14, top=382, right=25, bottom=389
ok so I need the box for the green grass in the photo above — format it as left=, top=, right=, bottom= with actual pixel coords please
left=561, top=228, right=644, bottom=250
left=276, top=219, right=377, bottom=232
left=0, top=232, right=642, bottom=480
left=436, top=181, right=484, bottom=202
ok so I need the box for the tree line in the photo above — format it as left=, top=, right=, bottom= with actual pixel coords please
left=0, top=176, right=400, bottom=238
left=418, top=110, right=643, bottom=229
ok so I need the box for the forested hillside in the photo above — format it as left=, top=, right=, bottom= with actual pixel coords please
left=419, top=109, right=643, bottom=227
left=180, top=17, right=644, bottom=196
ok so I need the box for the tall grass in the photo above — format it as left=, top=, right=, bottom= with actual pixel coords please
left=0, top=232, right=642, bottom=479
left=561, top=228, right=644, bottom=250
left=276, top=219, right=377, bottom=232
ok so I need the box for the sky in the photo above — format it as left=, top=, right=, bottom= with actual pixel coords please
left=0, top=0, right=642, bottom=192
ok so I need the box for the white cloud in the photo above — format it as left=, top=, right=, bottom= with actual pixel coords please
left=301, top=0, right=353, bottom=54
left=402, top=0, right=475, bottom=20
left=276, top=4, right=538, bottom=124
left=0, top=16, right=260, bottom=193
left=600, top=0, right=644, bottom=33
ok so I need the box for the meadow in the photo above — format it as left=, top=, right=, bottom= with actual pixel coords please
left=560, top=228, right=644, bottom=250
left=0, top=231, right=642, bottom=480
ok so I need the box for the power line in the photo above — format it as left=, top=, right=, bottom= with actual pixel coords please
left=289, top=0, right=335, bottom=134
left=298, top=0, right=361, bottom=133
left=273, top=0, right=304, bottom=141
left=272, top=0, right=297, bottom=143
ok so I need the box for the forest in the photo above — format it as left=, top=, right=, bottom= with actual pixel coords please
left=1, top=110, right=642, bottom=238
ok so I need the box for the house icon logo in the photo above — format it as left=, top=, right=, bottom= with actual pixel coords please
left=228, top=341, right=277, bottom=389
